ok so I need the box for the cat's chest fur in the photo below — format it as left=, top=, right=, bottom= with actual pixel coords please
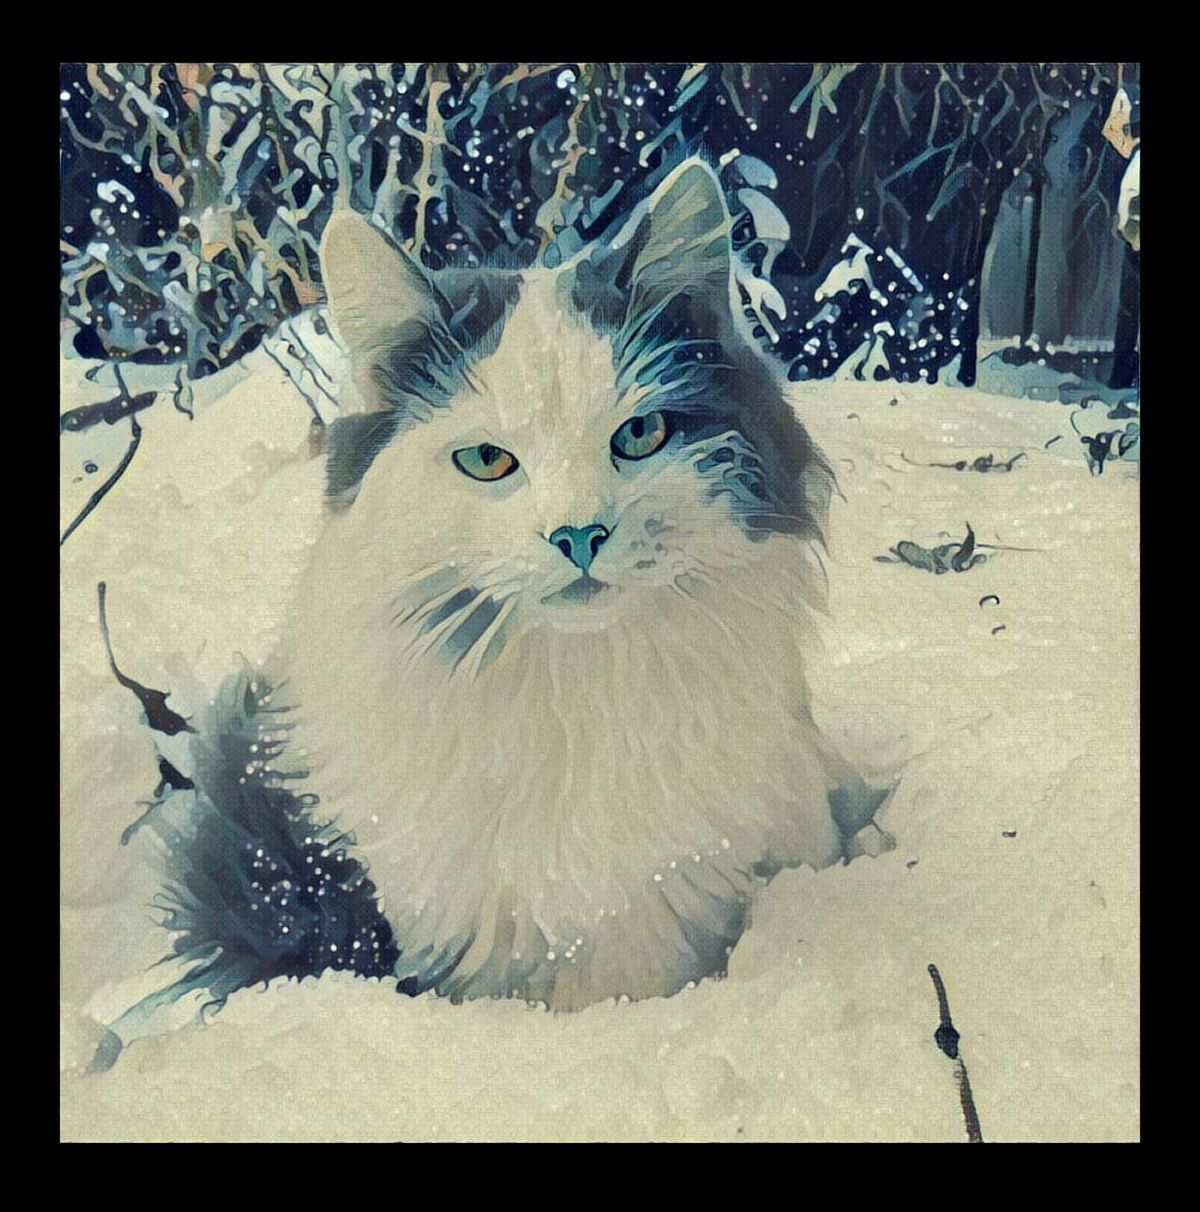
left=277, top=523, right=847, bottom=1009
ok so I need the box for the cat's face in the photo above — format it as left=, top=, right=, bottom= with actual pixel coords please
left=350, top=276, right=785, bottom=641
left=318, top=160, right=830, bottom=673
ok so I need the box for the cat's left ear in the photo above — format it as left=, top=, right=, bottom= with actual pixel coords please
left=579, top=158, right=735, bottom=341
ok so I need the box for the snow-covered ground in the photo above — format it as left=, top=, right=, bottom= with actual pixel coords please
left=60, top=332, right=1138, bottom=1142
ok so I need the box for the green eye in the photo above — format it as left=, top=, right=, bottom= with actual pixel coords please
left=611, top=410, right=669, bottom=460
left=452, top=442, right=519, bottom=482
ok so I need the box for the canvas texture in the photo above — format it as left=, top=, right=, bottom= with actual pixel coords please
left=60, top=62, right=1139, bottom=1142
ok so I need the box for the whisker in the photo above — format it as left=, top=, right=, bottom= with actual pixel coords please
left=456, top=593, right=518, bottom=682
left=404, top=572, right=526, bottom=665
left=401, top=558, right=516, bottom=620
left=393, top=581, right=474, bottom=631
left=405, top=588, right=485, bottom=655
left=388, top=565, right=467, bottom=625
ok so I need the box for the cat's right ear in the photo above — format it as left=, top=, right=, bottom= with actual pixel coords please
left=319, top=211, right=439, bottom=410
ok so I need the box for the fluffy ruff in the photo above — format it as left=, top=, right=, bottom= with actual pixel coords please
left=267, top=518, right=869, bottom=1011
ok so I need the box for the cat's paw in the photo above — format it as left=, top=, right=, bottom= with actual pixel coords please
left=60, top=1004, right=124, bottom=1075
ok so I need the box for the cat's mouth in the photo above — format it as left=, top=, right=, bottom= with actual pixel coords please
left=540, top=574, right=612, bottom=607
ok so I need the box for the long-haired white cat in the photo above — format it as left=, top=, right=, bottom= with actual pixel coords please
left=268, top=158, right=884, bottom=1010
left=86, top=159, right=886, bottom=1062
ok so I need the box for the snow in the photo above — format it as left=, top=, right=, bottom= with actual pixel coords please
left=1118, top=148, right=1140, bottom=250
left=814, top=233, right=875, bottom=303
left=60, top=338, right=1138, bottom=1141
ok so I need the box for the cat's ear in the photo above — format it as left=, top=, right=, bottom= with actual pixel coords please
left=628, top=158, right=732, bottom=306
left=320, top=210, right=441, bottom=411
left=580, top=159, right=734, bottom=340
left=320, top=210, right=436, bottom=352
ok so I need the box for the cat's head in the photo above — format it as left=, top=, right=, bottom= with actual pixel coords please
left=316, top=158, right=830, bottom=669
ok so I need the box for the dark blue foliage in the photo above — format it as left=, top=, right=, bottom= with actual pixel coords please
left=60, top=63, right=1138, bottom=388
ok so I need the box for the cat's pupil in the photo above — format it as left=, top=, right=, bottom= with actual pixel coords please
left=480, top=443, right=497, bottom=464
left=630, top=418, right=644, bottom=439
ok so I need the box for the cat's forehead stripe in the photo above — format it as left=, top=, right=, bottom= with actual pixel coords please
left=471, top=273, right=627, bottom=429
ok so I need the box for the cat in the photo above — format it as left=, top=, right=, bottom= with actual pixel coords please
left=94, top=158, right=888, bottom=1057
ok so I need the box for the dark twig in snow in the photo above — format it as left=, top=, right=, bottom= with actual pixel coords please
left=875, top=522, right=988, bottom=574
left=172, top=366, right=194, bottom=419
left=284, top=321, right=338, bottom=385
left=263, top=343, right=325, bottom=424
left=60, top=389, right=157, bottom=434
left=60, top=417, right=142, bottom=547
left=900, top=451, right=1026, bottom=473
left=928, top=963, right=984, bottom=1143
left=60, top=364, right=149, bottom=547
left=281, top=322, right=342, bottom=411
left=97, top=581, right=196, bottom=736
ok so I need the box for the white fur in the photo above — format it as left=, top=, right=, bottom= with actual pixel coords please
left=276, top=271, right=856, bottom=1009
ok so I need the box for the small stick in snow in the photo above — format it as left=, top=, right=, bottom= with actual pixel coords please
left=928, top=963, right=984, bottom=1143
left=97, top=581, right=195, bottom=737
left=61, top=363, right=150, bottom=547
left=60, top=388, right=157, bottom=433
left=900, top=451, right=1026, bottom=473
left=262, top=342, right=326, bottom=424
left=60, top=419, right=143, bottom=547
left=172, top=366, right=194, bottom=419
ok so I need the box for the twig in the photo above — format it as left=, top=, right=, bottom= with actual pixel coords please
left=928, top=963, right=984, bottom=1143
left=536, top=64, right=593, bottom=251
left=96, top=581, right=195, bottom=736
left=900, top=450, right=1026, bottom=473
left=60, top=389, right=158, bottom=434
left=407, top=66, right=451, bottom=258
left=263, top=342, right=326, bottom=424
left=173, top=366, right=194, bottom=419
left=60, top=417, right=142, bottom=547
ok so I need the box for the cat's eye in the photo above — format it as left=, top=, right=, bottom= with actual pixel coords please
left=452, top=442, right=519, bottom=482
left=611, top=410, right=669, bottom=461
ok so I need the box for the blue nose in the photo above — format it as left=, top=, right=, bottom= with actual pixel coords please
left=548, top=523, right=610, bottom=573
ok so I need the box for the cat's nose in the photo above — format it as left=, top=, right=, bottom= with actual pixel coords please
left=547, top=523, right=610, bottom=574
